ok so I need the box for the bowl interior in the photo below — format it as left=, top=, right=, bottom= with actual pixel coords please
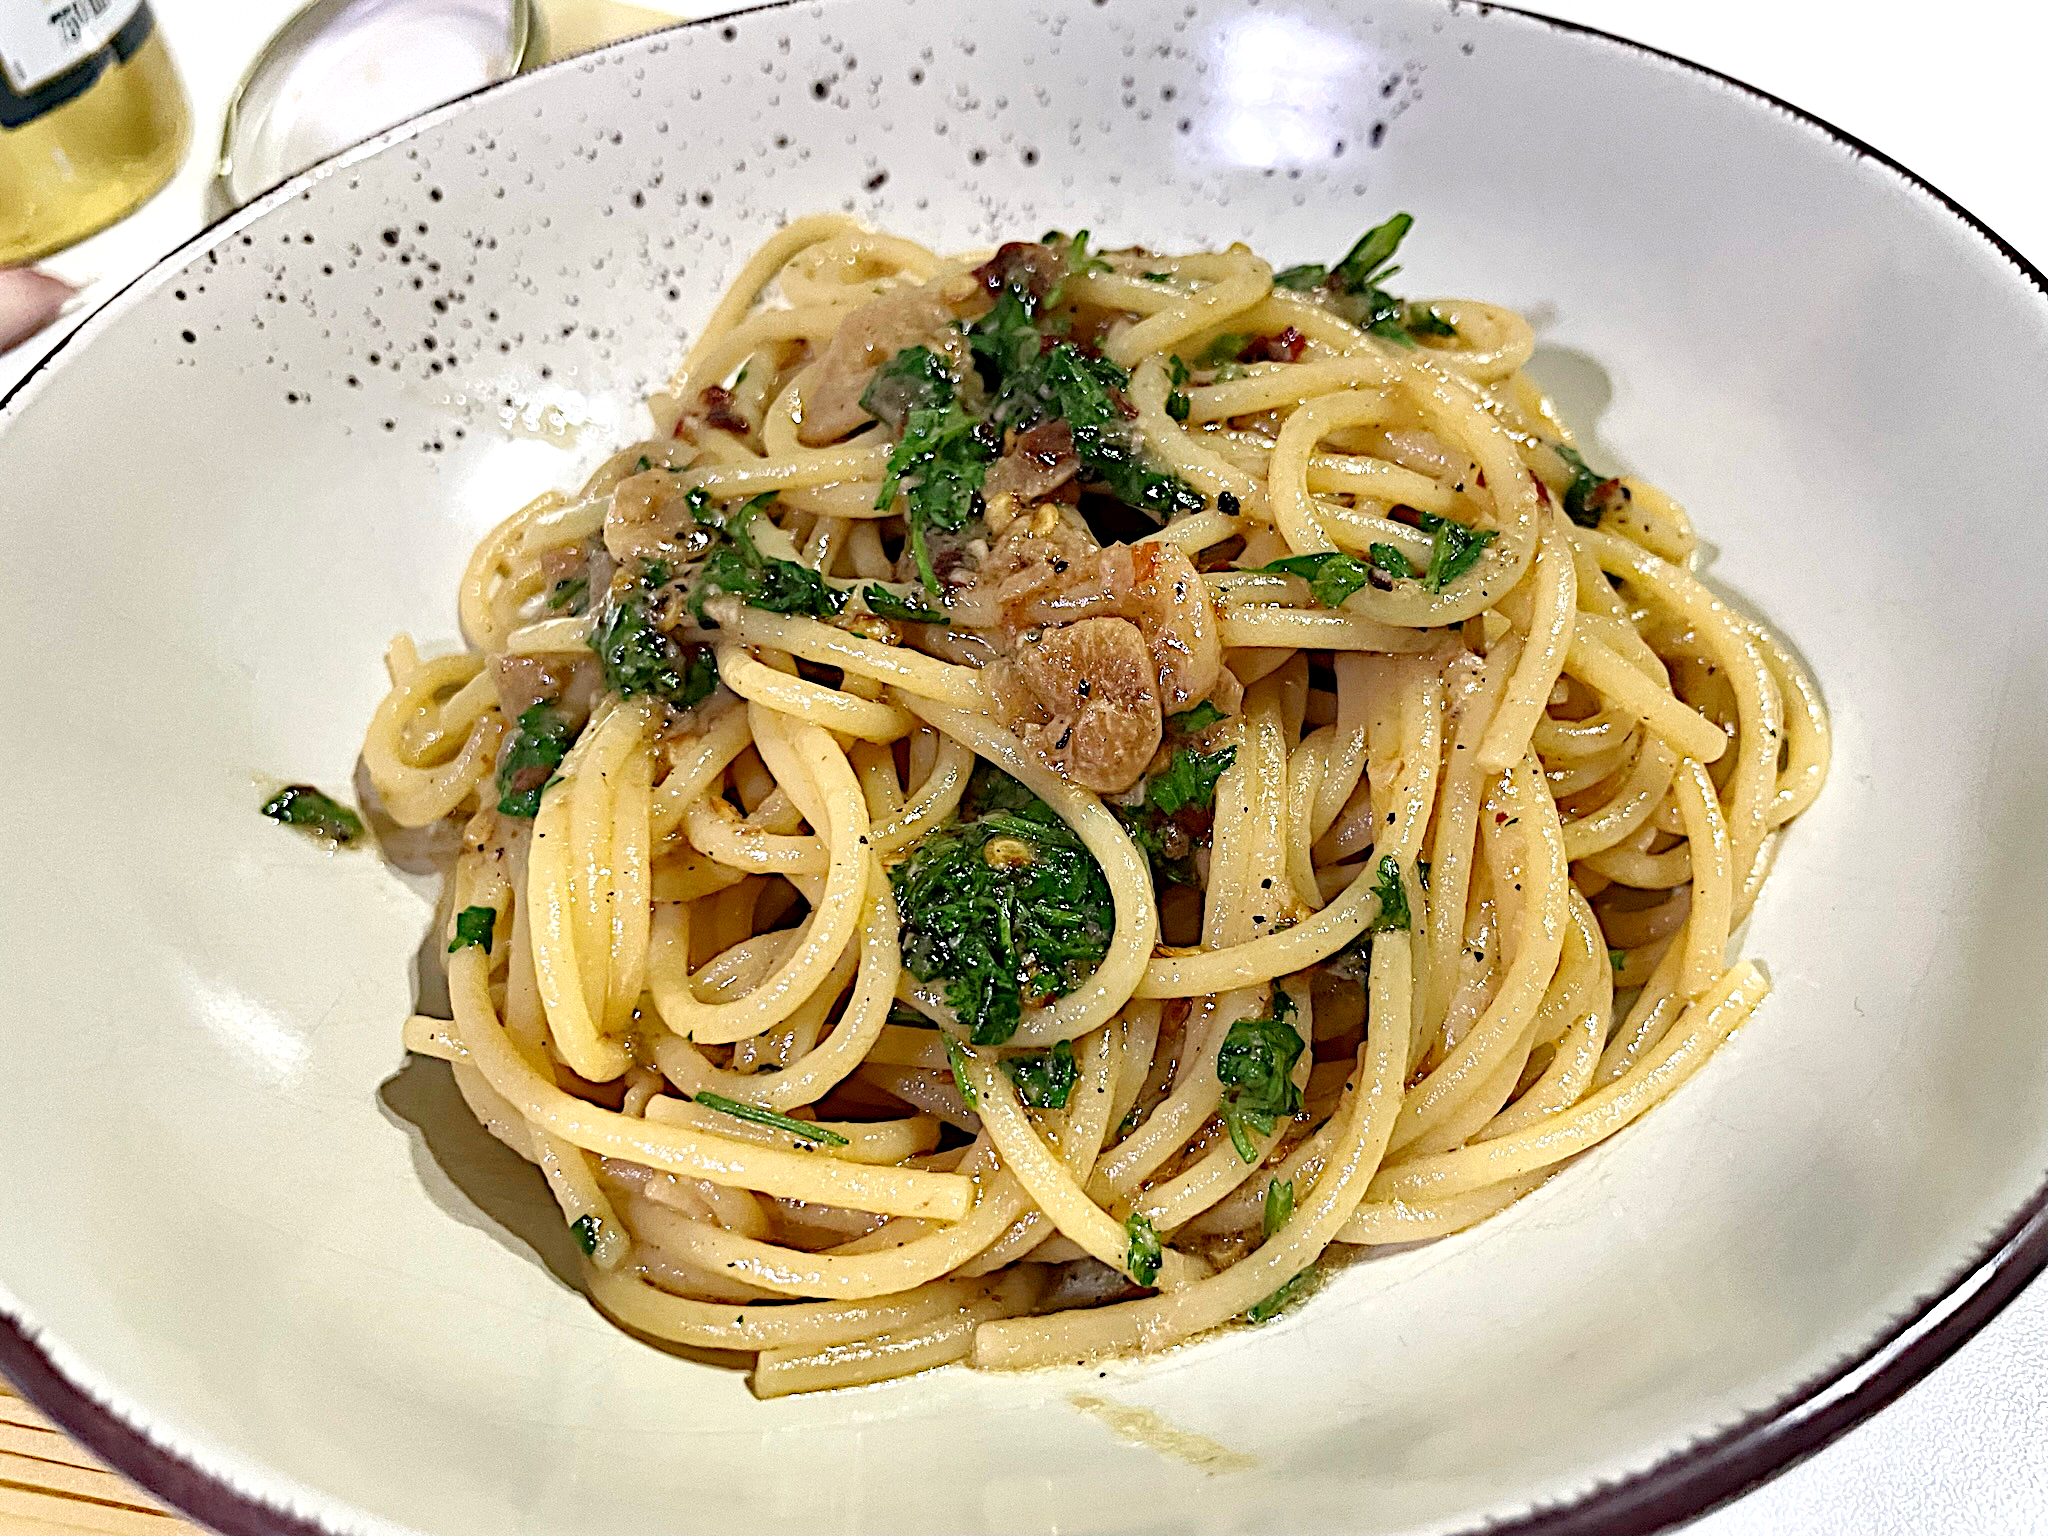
left=4, top=3, right=2048, bottom=1534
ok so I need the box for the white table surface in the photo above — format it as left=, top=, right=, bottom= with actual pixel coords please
left=5, top=1, right=2045, bottom=1531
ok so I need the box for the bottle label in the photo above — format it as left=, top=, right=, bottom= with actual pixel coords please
left=0, top=0, right=145, bottom=94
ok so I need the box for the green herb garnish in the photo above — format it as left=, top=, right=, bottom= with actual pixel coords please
left=1263, top=1176, right=1295, bottom=1239
left=571, top=1214, right=601, bottom=1255
left=859, top=344, right=955, bottom=431
left=545, top=574, right=589, bottom=613
left=496, top=703, right=577, bottom=818
left=989, top=341, right=1205, bottom=522
left=1217, top=988, right=1306, bottom=1164
left=1000, top=1038, right=1078, bottom=1109
left=1282, top=213, right=1450, bottom=344
left=945, top=1034, right=979, bottom=1111
left=1115, top=740, right=1238, bottom=888
left=1165, top=352, right=1192, bottom=422
left=1126, top=1211, right=1163, bottom=1287
left=1196, top=332, right=1253, bottom=367
left=1246, top=1268, right=1313, bottom=1324
left=1405, top=302, right=1457, bottom=337
left=692, top=1090, right=850, bottom=1146
left=965, top=274, right=1204, bottom=524
left=872, top=351, right=996, bottom=592
left=448, top=904, right=497, bottom=953
left=1167, top=700, right=1226, bottom=736
left=689, top=491, right=846, bottom=623
left=1368, top=542, right=1418, bottom=580
left=261, top=785, right=364, bottom=846
left=1554, top=443, right=1609, bottom=529
left=1609, top=946, right=1628, bottom=971
left=1259, top=551, right=1375, bottom=608
left=594, top=577, right=719, bottom=710
left=1148, top=744, right=1237, bottom=817
left=1412, top=509, right=1498, bottom=592
left=1043, top=228, right=1111, bottom=303
left=891, top=769, right=1115, bottom=1046
left=863, top=583, right=950, bottom=624
left=1370, top=854, right=1411, bottom=933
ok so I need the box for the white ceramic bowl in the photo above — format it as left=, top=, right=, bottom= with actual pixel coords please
left=5, top=3, right=2048, bottom=1533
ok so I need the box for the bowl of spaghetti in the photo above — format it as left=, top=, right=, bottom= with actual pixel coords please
left=3, top=2, right=2046, bottom=1534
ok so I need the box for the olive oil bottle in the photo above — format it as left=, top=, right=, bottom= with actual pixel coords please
left=0, top=2, right=190, bottom=265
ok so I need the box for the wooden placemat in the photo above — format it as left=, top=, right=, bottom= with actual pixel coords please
left=0, top=1380, right=200, bottom=1534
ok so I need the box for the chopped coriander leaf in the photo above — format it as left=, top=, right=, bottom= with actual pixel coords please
left=571, top=1214, right=601, bottom=1256
left=863, top=583, right=950, bottom=624
left=1115, top=741, right=1236, bottom=888
left=1217, top=987, right=1306, bottom=1163
left=1148, top=744, right=1237, bottom=818
left=676, top=647, right=720, bottom=708
left=1370, top=854, right=1411, bottom=933
left=1263, top=1176, right=1295, bottom=1240
left=1045, top=228, right=1111, bottom=303
left=1259, top=551, right=1375, bottom=609
left=961, top=762, right=1052, bottom=821
left=1286, top=212, right=1452, bottom=346
left=887, top=1003, right=939, bottom=1029
left=892, top=779, right=1114, bottom=1045
left=1196, top=331, right=1253, bottom=367
left=1126, top=1211, right=1163, bottom=1287
left=692, top=1090, right=850, bottom=1146
left=1330, top=212, right=1413, bottom=295
left=1412, top=509, right=1497, bottom=592
left=944, top=1035, right=980, bottom=1111
left=1142, top=270, right=1174, bottom=283
left=690, top=492, right=846, bottom=622
left=986, top=340, right=1205, bottom=521
left=1166, top=354, right=1192, bottom=419
left=1001, top=1039, right=1078, bottom=1109
left=989, top=337, right=1125, bottom=434
left=1073, top=419, right=1207, bottom=520
left=496, top=703, right=577, bottom=818
left=1368, top=542, right=1418, bottom=579
left=448, top=905, right=497, bottom=953
left=1554, top=443, right=1608, bottom=529
left=635, top=455, right=651, bottom=472
left=545, top=574, right=589, bottom=613
left=261, top=785, right=364, bottom=846
left=1246, top=1268, right=1313, bottom=1324
left=594, top=579, right=718, bottom=709
left=968, top=284, right=1048, bottom=384
left=1167, top=701, right=1227, bottom=736
left=1609, top=947, right=1628, bottom=971
left=872, top=350, right=996, bottom=591
left=1405, top=301, right=1457, bottom=337
left=859, top=344, right=954, bottom=431
left=1115, top=1104, right=1144, bottom=1139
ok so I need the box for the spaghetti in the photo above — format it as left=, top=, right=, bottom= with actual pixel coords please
left=367, top=213, right=1829, bottom=1396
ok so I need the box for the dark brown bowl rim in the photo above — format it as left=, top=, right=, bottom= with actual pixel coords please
left=4, top=3, right=2045, bottom=1533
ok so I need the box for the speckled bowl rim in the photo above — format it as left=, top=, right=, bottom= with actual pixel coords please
left=3, top=4, right=2046, bottom=1533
